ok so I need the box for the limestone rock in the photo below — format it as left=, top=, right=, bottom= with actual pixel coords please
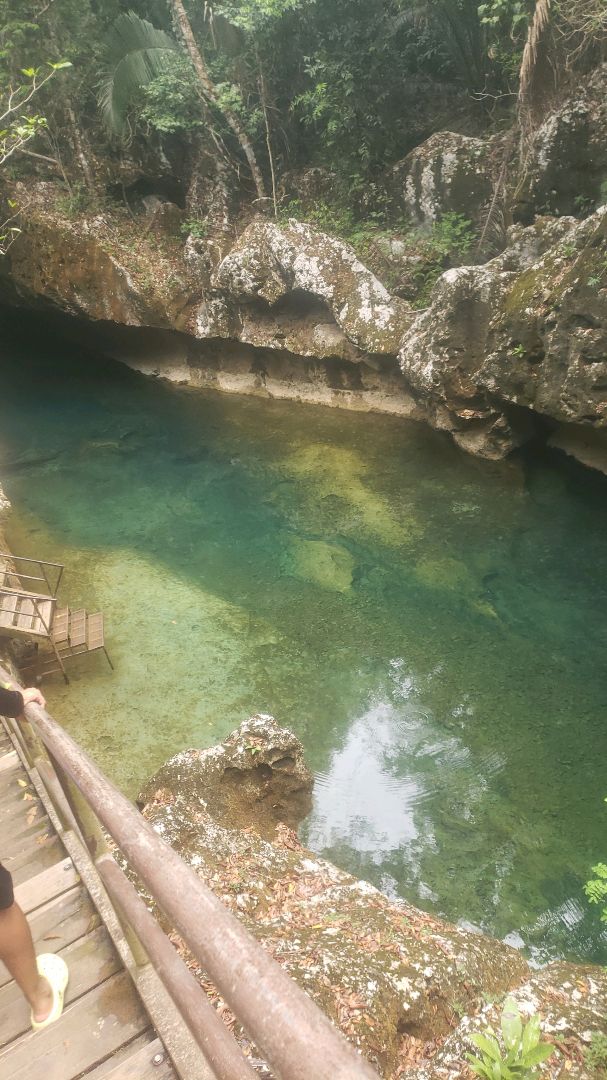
left=139, top=717, right=527, bottom=1076
left=3, top=213, right=160, bottom=327
left=208, top=218, right=412, bottom=355
left=138, top=714, right=314, bottom=840
left=406, top=964, right=607, bottom=1079
left=399, top=206, right=607, bottom=458
left=392, top=131, right=495, bottom=228
left=514, top=64, right=607, bottom=222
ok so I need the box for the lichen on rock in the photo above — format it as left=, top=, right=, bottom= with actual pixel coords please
left=208, top=217, right=412, bottom=355
left=392, top=131, right=496, bottom=228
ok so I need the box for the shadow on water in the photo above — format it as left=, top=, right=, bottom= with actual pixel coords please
left=1, top=312, right=607, bottom=966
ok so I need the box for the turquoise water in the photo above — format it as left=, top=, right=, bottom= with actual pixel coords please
left=1, top=327, right=607, bottom=967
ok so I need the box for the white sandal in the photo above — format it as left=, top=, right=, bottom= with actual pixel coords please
left=31, top=953, right=69, bottom=1031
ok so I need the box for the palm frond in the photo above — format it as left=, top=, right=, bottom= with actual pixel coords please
left=99, top=11, right=178, bottom=136
left=518, top=0, right=551, bottom=111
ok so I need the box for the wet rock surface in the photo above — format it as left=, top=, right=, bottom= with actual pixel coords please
left=139, top=718, right=605, bottom=1078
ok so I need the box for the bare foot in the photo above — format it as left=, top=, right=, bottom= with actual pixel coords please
left=30, top=975, right=53, bottom=1023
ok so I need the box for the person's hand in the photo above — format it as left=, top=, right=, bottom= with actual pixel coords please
left=21, top=687, right=46, bottom=709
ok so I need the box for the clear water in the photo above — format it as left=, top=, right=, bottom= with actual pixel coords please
left=1, top=329, right=607, bottom=967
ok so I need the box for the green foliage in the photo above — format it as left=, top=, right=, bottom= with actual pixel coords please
left=422, top=212, right=476, bottom=261
left=467, top=997, right=555, bottom=1079
left=585, top=860, right=607, bottom=920
left=278, top=196, right=407, bottom=261
left=180, top=217, right=209, bottom=239
left=584, top=1032, right=607, bottom=1078
left=214, top=0, right=305, bottom=33
left=98, top=11, right=178, bottom=137
left=140, top=54, right=200, bottom=133
left=409, top=213, right=476, bottom=307
left=478, top=0, right=528, bottom=32
left=54, top=181, right=105, bottom=218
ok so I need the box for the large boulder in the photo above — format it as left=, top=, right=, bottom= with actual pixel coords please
left=399, top=207, right=607, bottom=458
left=514, top=65, right=607, bottom=223
left=138, top=714, right=313, bottom=839
left=204, top=218, right=412, bottom=355
left=391, top=131, right=497, bottom=228
left=138, top=717, right=607, bottom=1078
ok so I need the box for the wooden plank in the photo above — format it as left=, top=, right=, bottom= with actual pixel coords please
left=0, top=925, right=121, bottom=1049
left=69, top=610, right=87, bottom=648
left=10, top=837, right=65, bottom=888
left=0, top=798, right=48, bottom=838
left=85, top=1037, right=176, bottom=1079
left=1, top=820, right=55, bottom=862
left=0, top=887, right=97, bottom=989
left=14, top=858, right=79, bottom=915
left=87, top=613, right=105, bottom=651
left=30, top=599, right=55, bottom=638
left=16, top=598, right=35, bottom=631
left=0, top=593, right=17, bottom=629
left=0, top=759, right=24, bottom=786
left=0, top=750, right=19, bottom=773
left=0, top=783, right=39, bottom=815
left=0, top=971, right=150, bottom=1080
left=52, top=608, right=69, bottom=644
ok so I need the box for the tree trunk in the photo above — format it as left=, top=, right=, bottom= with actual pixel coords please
left=168, top=0, right=267, bottom=201
left=65, top=98, right=96, bottom=193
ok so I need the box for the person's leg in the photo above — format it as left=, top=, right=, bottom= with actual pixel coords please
left=0, top=866, right=52, bottom=1022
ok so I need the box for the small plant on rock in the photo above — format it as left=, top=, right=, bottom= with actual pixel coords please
left=467, top=996, right=555, bottom=1079
left=584, top=1031, right=607, bottom=1078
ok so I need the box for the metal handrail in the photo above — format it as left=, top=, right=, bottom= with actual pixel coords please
left=0, top=667, right=378, bottom=1080
left=0, top=586, right=57, bottom=603
left=0, top=553, right=64, bottom=597
left=0, top=552, right=65, bottom=569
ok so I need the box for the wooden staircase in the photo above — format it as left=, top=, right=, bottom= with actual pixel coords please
left=0, top=554, right=112, bottom=684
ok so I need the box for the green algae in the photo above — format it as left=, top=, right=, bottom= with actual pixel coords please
left=1, top=331, right=607, bottom=967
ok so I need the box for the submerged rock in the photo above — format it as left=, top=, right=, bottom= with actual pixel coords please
left=139, top=717, right=604, bottom=1077
left=280, top=535, right=355, bottom=593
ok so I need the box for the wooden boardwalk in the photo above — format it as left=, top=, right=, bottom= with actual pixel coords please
left=0, top=722, right=178, bottom=1080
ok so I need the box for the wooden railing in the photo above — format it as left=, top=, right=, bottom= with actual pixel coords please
left=0, top=664, right=379, bottom=1080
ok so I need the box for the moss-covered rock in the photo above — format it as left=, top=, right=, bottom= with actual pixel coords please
left=399, top=207, right=607, bottom=459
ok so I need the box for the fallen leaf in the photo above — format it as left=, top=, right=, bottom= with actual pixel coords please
left=17, top=779, right=27, bottom=788
left=26, top=806, right=37, bottom=825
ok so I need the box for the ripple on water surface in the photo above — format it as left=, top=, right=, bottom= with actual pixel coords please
left=1, top=332, right=607, bottom=965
